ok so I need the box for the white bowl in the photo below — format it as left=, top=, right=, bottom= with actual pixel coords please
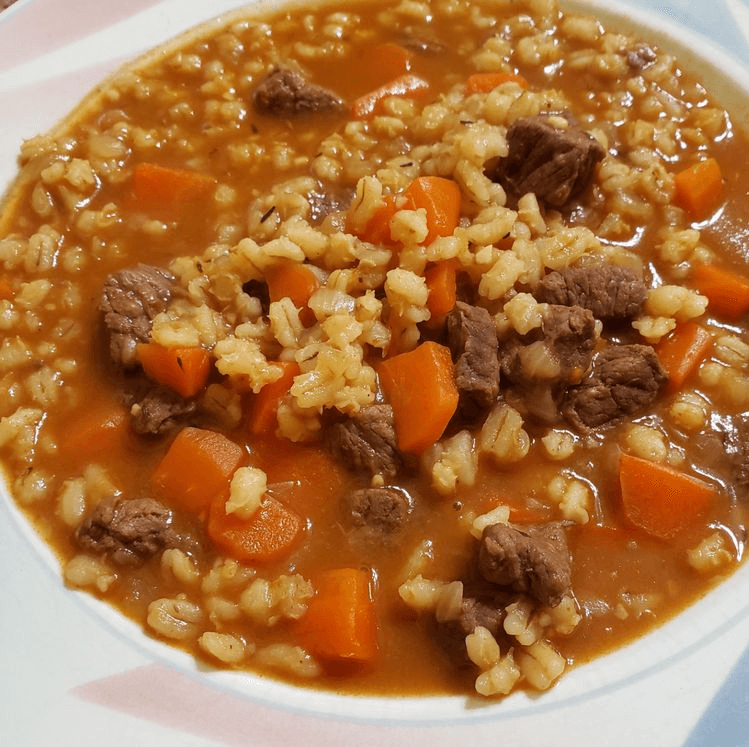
left=1, top=1, right=749, bottom=745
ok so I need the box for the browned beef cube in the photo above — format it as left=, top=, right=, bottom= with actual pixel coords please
left=478, top=522, right=571, bottom=607
left=343, top=486, right=411, bottom=537
left=75, top=497, right=182, bottom=566
left=252, top=68, right=344, bottom=117
left=563, top=344, right=667, bottom=429
left=536, top=263, right=647, bottom=322
left=326, top=404, right=402, bottom=478
left=100, top=264, right=174, bottom=368
left=129, top=387, right=198, bottom=436
left=447, top=301, right=500, bottom=417
left=490, top=115, right=605, bottom=207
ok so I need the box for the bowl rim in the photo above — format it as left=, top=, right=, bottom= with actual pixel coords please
left=1, top=0, right=749, bottom=727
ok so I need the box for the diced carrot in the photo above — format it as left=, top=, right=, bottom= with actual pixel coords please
left=361, top=43, right=411, bottom=89
left=265, top=260, right=320, bottom=325
left=252, top=437, right=347, bottom=510
left=673, top=158, right=723, bottom=217
left=63, top=399, right=129, bottom=460
left=247, top=361, right=300, bottom=436
left=353, top=195, right=401, bottom=246
left=137, top=343, right=211, bottom=399
left=425, top=259, right=459, bottom=322
left=403, top=176, right=462, bottom=246
left=656, top=322, right=713, bottom=393
left=131, top=162, right=217, bottom=209
left=466, top=71, right=529, bottom=94
left=378, top=340, right=459, bottom=453
left=299, top=568, right=378, bottom=664
left=480, top=492, right=552, bottom=524
left=206, top=493, right=303, bottom=563
left=151, top=427, right=245, bottom=514
left=0, top=278, right=13, bottom=301
left=351, top=74, right=430, bottom=120
left=619, top=452, right=718, bottom=540
left=692, top=262, right=749, bottom=321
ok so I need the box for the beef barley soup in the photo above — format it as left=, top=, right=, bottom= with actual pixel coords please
left=1, top=0, right=749, bottom=699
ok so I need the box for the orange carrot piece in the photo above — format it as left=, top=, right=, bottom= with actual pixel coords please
left=353, top=195, right=401, bottom=246
left=425, top=259, right=459, bottom=321
left=0, top=278, right=13, bottom=301
left=692, top=262, right=749, bottom=321
left=247, top=361, right=300, bottom=436
left=151, top=427, right=244, bottom=514
left=299, top=568, right=378, bottom=664
left=378, top=340, right=459, bottom=453
left=265, top=260, right=320, bottom=325
left=207, top=493, right=303, bottom=563
left=673, top=158, right=723, bottom=217
left=403, top=176, right=462, bottom=246
left=63, top=400, right=129, bottom=460
left=466, top=71, right=529, bottom=94
left=656, top=322, right=713, bottom=393
left=131, top=162, right=217, bottom=209
left=619, top=452, right=718, bottom=540
left=137, top=343, right=211, bottom=399
left=351, top=74, right=430, bottom=120
left=362, top=43, right=411, bottom=88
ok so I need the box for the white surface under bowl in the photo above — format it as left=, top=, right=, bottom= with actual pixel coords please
left=1, top=1, right=749, bottom=745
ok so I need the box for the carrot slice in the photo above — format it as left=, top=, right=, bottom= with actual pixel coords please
left=425, top=259, right=459, bottom=322
left=353, top=195, right=401, bottom=246
left=151, top=427, right=244, bottom=513
left=361, top=43, right=411, bottom=89
left=265, top=260, right=319, bottom=325
left=131, top=162, right=217, bottom=209
left=299, top=568, right=378, bottom=664
left=673, top=158, right=723, bottom=217
left=466, top=71, right=529, bottom=94
left=0, top=278, right=13, bottom=301
left=207, top=493, right=303, bottom=563
left=378, top=340, right=459, bottom=453
left=351, top=74, right=430, bottom=120
left=619, top=452, right=718, bottom=540
left=137, top=343, right=211, bottom=399
left=403, top=176, right=461, bottom=246
left=692, top=262, right=749, bottom=321
left=655, top=322, right=713, bottom=393
left=63, top=399, right=129, bottom=460
left=247, top=361, right=300, bottom=436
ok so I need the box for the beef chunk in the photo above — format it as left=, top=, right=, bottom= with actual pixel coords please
left=75, top=497, right=182, bottom=566
left=535, top=263, right=647, bottom=322
left=453, top=595, right=505, bottom=637
left=489, top=116, right=606, bottom=207
left=100, top=264, right=174, bottom=368
left=537, top=304, right=598, bottom=379
left=326, top=404, right=401, bottom=478
left=436, top=593, right=508, bottom=665
left=564, top=344, right=667, bottom=430
left=500, top=304, right=597, bottom=386
left=343, top=486, right=411, bottom=538
left=252, top=68, right=344, bottom=117
left=478, top=522, right=571, bottom=607
left=447, top=301, right=500, bottom=417
left=130, top=386, right=198, bottom=436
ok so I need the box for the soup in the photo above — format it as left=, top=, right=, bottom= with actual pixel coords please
left=1, top=0, right=748, bottom=699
